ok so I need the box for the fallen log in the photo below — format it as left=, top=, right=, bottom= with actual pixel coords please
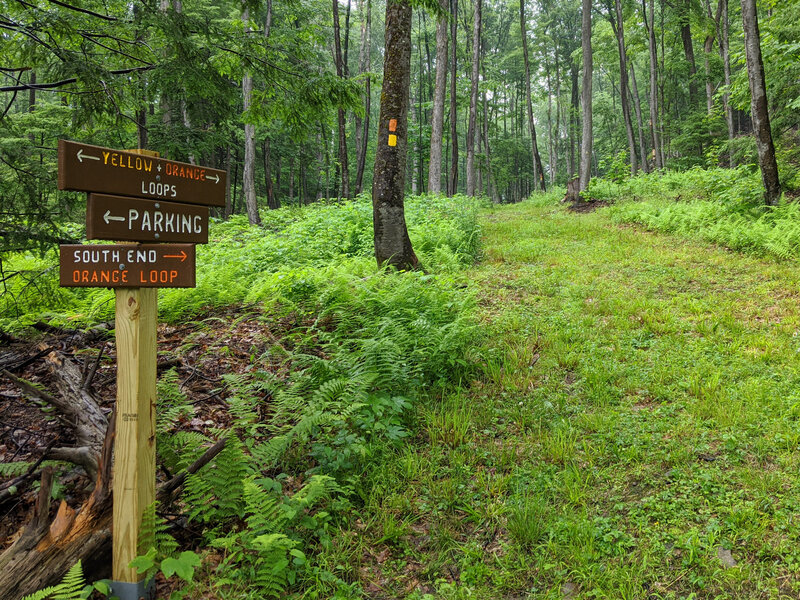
left=0, top=415, right=228, bottom=600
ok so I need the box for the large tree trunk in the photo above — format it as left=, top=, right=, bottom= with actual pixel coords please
left=372, top=0, right=418, bottom=270
left=740, top=0, right=780, bottom=205
left=578, top=0, right=593, bottom=193
left=610, top=0, right=638, bottom=175
left=719, top=0, right=735, bottom=166
left=465, top=0, right=482, bottom=197
left=428, top=6, right=448, bottom=194
left=448, top=0, right=459, bottom=196
left=644, top=0, right=664, bottom=168
left=520, top=0, right=546, bottom=191
left=332, top=0, right=351, bottom=200
left=354, top=0, right=372, bottom=195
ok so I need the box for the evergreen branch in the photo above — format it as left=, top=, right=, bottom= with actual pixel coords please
left=45, top=0, right=118, bottom=21
left=0, top=65, right=155, bottom=92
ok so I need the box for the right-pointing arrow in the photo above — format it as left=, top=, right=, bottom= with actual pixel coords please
left=207, top=174, right=220, bottom=184
left=164, top=251, right=188, bottom=262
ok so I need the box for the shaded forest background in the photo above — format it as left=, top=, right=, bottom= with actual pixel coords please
left=2, top=0, right=800, bottom=251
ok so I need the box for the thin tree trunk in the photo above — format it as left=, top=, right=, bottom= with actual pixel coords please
left=372, top=0, right=418, bottom=269
left=680, top=0, right=699, bottom=105
left=264, top=140, right=279, bottom=209
left=546, top=54, right=556, bottom=186
left=579, top=0, right=593, bottom=192
left=466, top=0, right=482, bottom=196
left=741, top=0, right=781, bottom=204
left=569, top=63, right=579, bottom=179
left=703, top=0, right=722, bottom=118
left=610, top=0, right=638, bottom=175
left=428, top=7, right=448, bottom=194
left=354, top=0, right=372, bottom=195
left=448, top=0, right=459, bottom=196
left=241, top=8, right=260, bottom=225
left=520, top=0, right=546, bottom=191
left=333, top=0, right=351, bottom=200
left=720, top=0, right=735, bottom=166
left=644, top=0, right=663, bottom=168
left=629, top=63, right=650, bottom=173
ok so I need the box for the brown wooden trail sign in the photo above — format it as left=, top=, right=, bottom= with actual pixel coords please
left=59, top=243, right=196, bottom=288
left=58, top=140, right=226, bottom=207
left=87, top=194, right=209, bottom=243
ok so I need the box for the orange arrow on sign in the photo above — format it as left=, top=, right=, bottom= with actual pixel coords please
left=164, top=251, right=188, bottom=262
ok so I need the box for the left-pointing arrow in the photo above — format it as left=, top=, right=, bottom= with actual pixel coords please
left=103, top=210, right=126, bottom=224
left=76, top=148, right=100, bottom=163
left=163, top=251, right=188, bottom=262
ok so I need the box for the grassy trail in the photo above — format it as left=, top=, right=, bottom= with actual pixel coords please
left=362, top=198, right=800, bottom=599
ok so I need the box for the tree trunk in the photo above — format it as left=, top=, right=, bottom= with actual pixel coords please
left=569, top=62, right=579, bottom=179
left=546, top=54, right=556, bottom=187
left=720, top=0, right=735, bottom=166
left=264, top=140, right=280, bottom=209
left=610, top=0, right=638, bottom=175
left=372, top=0, right=418, bottom=269
left=465, top=0, right=482, bottom=196
left=354, top=0, right=372, bottom=195
left=578, top=0, right=593, bottom=193
left=680, top=0, right=699, bottom=105
left=241, top=9, right=261, bottom=225
left=224, top=145, right=232, bottom=218
left=448, top=0, right=459, bottom=196
left=332, top=0, right=350, bottom=200
left=520, top=0, right=546, bottom=191
left=740, top=0, right=781, bottom=205
left=702, top=0, right=722, bottom=118
left=629, top=63, right=650, bottom=173
left=644, top=0, right=664, bottom=168
left=428, top=8, right=448, bottom=195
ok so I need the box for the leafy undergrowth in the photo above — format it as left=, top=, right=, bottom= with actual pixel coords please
left=586, top=167, right=800, bottom=261
left=1, top=194, right=484, bottom=599
left=343, top=195, right=800, bottom=599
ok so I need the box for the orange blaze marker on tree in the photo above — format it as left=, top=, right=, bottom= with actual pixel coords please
left=388, top=118, right=398, bottom=147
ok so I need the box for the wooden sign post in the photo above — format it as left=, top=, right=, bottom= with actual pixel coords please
left=57, top=142, right=224, bottom=600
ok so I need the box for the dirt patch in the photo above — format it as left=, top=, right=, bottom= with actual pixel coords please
left=566, top=199, right=610, bottom=213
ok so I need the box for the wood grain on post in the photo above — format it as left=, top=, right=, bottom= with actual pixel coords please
left=113, top=287, right=157, bottom=583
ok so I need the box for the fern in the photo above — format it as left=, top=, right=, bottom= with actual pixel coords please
left=21, top=561, right=85, bottom=600
left=0, top=461, right=33, bottom=477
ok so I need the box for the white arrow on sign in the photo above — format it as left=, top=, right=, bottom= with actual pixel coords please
left=77, top=149, right=100, bottom=163
left=103, top=210, right=126, bottom=224
left=206, top=174, right=220, bottom=184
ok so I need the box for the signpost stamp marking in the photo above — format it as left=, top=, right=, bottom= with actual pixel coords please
left=59, top=243, right=196, bottom=288
left=87, top=194, right=209, bottom=243
left=58, top=140, right=226, bottom=207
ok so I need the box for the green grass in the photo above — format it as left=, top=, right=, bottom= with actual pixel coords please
left=340, top=192, right=800, bottom=599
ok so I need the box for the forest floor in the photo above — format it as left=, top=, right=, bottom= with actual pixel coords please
left=350, top=198, right=800, bottom=599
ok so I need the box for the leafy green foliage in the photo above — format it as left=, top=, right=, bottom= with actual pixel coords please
left=20, top=561, right=97, bottom=600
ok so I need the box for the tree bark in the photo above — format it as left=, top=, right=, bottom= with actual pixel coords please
left=680, top=0, right=699, bottom=105
left=520, top=0, right=546, bottom=191
left=354, top=0, right=372, bottom=195
left=629, top=63, right=650, bottom=173
left=465, top=0, right=482, bottom=196
left=332, top=0, right=351, bottom=200
left=372, top=0, right=418, bottom=270
left=609, top=0, right=638, bottom=175
left=428, top=8, right=448, bottom=194
left=448, top=0, right=459, bottom=196
left=579, top=0, right=593, bottom=192
left=719, top=0, right=735, bottom=166
left=241, top=8, right=261, bottom=225
left=264, top=140, right=279, bottom=209
left=644, top=0, right=664, bottom=168
left=569, top=62, right=579, bottom=179
left=740, top=0, right=781, bottom=205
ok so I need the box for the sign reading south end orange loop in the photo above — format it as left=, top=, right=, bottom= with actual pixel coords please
left=59, top=244, right=196, bottom=288
left=58, top=140, right=226, bottom=207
